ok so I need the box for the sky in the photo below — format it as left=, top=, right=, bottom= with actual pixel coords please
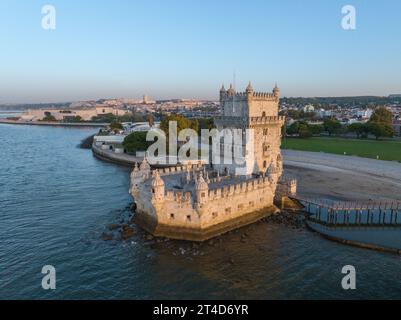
left=0, top=0, right=401, bottom=103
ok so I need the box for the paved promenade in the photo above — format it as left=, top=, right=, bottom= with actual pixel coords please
left=92, top=143, right=141, bottom=166
left=283, top=150, right=401, bottom=201
left=283, top=150, right=401, bottom=181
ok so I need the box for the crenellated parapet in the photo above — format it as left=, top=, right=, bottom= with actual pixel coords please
left=250, top=116, right=285, bottom=126
left=165, top=190, right=192, bottom=203
left=220, top=82, right=280, bottom=106
left=221, top=91, right=278, bottom=102
left=207, top=175, right=272, bottom=201
left=156, top=162, right=205, bottom=177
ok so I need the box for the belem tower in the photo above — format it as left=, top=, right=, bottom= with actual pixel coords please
left=130, top=82, right=297, bottom=241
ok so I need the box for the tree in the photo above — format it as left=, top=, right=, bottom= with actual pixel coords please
left=367, top=106, right=394, bottom=139
left=110, top=121, right=123, bottom=131
left=197, top=117, right=215, bottom=130
left=123, top=131, right=153, bottom=154
left=286, top=121, right=300, bottom=135
left=91, top=113, right=115, bottom=123
left=298, top=123, right=312, bottom=138
left=132, top=112, right=146, bottom=123
left=160, top=114, right=199, bottom=135
left=347, top=123, right=367, bottom=138
left=370, top=106, right=393, bottom=124
left=324, top=118, right=342, bottom=136
left=65, top=115, right=82, bottom=123
left=309, top=124, right=324, bottom=135
left=42, top=111, right=57, bottom=122
left=367, top=122, right=394, bottom=140
left=147, top=114, right=155, bottom=127
left=286, top=109, right=301, bottom=120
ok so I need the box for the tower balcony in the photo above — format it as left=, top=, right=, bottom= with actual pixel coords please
left=249, top=116, right=285, bottom=126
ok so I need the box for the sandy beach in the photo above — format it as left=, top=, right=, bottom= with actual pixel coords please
left=283, top=150, right=401, bottom=202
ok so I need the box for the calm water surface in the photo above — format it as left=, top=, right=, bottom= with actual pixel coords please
left=1, top=124, right=401, bottom=299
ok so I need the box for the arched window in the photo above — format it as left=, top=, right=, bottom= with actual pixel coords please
left=262, top=111, right=266, bottom=117
left=263, top=160, right=267, bottom=168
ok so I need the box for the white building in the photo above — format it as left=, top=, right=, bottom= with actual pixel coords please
left=303, top=104, right=315, bottom=113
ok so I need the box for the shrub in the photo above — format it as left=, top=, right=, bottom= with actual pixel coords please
left=123, top=131, right=154, bottom=154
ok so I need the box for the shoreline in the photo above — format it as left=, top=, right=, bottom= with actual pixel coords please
left=0, top=118, right=108, bottom=128
left=92, top=143, right=141, bottom=167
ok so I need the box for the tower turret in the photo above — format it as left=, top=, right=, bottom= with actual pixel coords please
left=151, top=170, right=165, bottom=202
left=138, top=156, right=151, bottom=180
left=267, top=161, right=280, bottom=184
left=130, top=163, right=143, bottom=193
left=195, top=172, right=209, bottom=205
left=273, top=83, right=280, bottom=99
left=220, top=84, right=227, bottom=102
left=140, top=156, right=150, bottom=171
left=227, top=83, right=236, bottom=97
left=246, top=81, right=254, bottom=95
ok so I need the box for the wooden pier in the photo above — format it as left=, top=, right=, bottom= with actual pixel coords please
left=292, top=197, right=401, bottom=229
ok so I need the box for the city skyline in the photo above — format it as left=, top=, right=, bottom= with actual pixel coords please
left=1, top=0, right=401, bottom=103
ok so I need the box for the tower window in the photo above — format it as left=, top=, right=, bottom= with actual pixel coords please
left=170, top=213, right=175, bottom=219
left=263, top=160, right=267, bottom=168
left=262, top=112, right=266, bottom=117
left=186, top=215, right=191, bottom=222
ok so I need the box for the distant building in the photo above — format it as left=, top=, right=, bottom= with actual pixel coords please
left=20, top=106, right=129, bottom=122
left=356, top=109, right=373, bottom=119
left=303, top=104, right=315, bottom=113
left=318, top=109, right=332, bottom=118
left=142, top=95, right=156, bottom=105
left=393, top=119, right=401, bottom=136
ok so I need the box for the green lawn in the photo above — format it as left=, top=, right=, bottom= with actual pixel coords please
left=282, top=137, right=401, bottom=162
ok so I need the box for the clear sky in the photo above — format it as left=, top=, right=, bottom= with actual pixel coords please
left=1, top=0, right=401, bottom=103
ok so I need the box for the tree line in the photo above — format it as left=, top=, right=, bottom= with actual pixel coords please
left=286, top=107, right=395, bottom=140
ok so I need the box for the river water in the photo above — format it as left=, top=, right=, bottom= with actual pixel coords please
left=1, top=124, right=401, bottom=299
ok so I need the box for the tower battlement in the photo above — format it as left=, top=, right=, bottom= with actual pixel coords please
left=220, top=82, right=280, bottom=104
left=222, top=91, right=277, bottom=100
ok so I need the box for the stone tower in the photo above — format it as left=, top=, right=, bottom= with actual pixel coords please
left=195, top=171, right=209, bottom=207
left=151, top=170, right=165, bottom=202
left=215, top=82, right=285, bottom=176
